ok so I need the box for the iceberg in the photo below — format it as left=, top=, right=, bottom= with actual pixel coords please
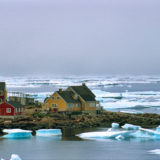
left=3, top=129, right=32, bottom=139
left=122, top=124, right=141, bottom=130
left=112, top=123, right=119, bottom=129
left=36, top=129, right=62, bottom=136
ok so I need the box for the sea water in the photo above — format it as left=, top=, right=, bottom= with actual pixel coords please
left=1, top=75, right=160, bottom=159
left=0, top=130, right=160, bottom=160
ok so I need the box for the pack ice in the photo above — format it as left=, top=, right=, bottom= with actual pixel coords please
left=36, top=129, right=62, bottom=136
left=77, top=123, right=160, bottom=141
left=3, top=129, right=32, bottom=139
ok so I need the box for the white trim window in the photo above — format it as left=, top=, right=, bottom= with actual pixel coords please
left=67, top=103, right=74, bottom=108
left=76, top=104, right=79, bottom=107
left=52, top=104, right=57, bottom=107
left=6, top=108, right=11, bottom=113
left=90, top=102, right=95, bottom=107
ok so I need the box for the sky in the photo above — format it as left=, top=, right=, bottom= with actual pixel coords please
left=0, top=0, right=160, bottom=75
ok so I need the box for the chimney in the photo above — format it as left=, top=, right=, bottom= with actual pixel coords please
left=72, top=94, right=77, bottom=100
left=59, top=89, right=63, bottom=93
left=82, top=83, right=86, bottom=86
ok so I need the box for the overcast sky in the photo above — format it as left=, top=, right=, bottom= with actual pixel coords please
left=0, top=0, right=160, bottom=75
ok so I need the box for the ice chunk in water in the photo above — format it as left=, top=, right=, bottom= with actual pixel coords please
left=131, top=128, right=160, bottom=139
left=1, top=154, right=22, bottom=160
left=3, top=129, right=32, bottom=139
left=10, top=154, right=22, bottom=160
left=78, top=130, right=130, bottom=140
left=36, top=129, right=62, bottom=136
left=156, top=126, right=160, bottom=132
left=148, top=149, right=160, bottom=155
left=122, top=124, right=141, bottom=130
left=112, top=123, right=119, bottom=129
left=115, top=135, right=125, bottom=140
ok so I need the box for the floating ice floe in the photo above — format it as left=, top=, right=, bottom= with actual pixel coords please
left=111, top=123, right=119, bottom=129
left=122, top=124, right=141, bottom=130
left=148, top=149, right=160, bottom=155
left=36, top=129, right=62, bottom=137
left=120, top=110, right=143, bottom=114
left=78, top=123, right=160, bottom=141
left=1, top=154, right=22, bottom=160
left=156, top=125, right=160, bottom=132
left=78, top=128, right=130, bottom=140
left=3, top=129, right=32, bottom=139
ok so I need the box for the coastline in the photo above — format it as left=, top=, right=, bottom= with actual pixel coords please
left=0, top=107, right=160, bottom=136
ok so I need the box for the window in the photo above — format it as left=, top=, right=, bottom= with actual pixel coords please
left=76, top=104, right=80, bottom=107
left=6, top=108, right=11, bottom=113
left=21, top=108, right=24, bottom=112
left=15, top=108, right=17, bottom=113
left=52, top=104, right=57, bottom=107
left=67, top=104, right=74, bottom=108
left=19, top=108, right=21, bottom=112
left=0, top=90, right=4, bottom=96
left=90, top=103, right=95, bottom=107
left=57, top=96, right=60, bottom=100
left=52, top=96, right=55, bottom=100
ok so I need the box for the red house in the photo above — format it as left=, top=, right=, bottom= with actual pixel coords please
left=0, top=101, right=24, bottom=118
left=0, top=82, right=7, bottom=102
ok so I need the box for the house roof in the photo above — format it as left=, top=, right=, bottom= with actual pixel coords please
left=8, top=101, right=24, bottom=108
left=0, top=82, right=5, bottom=90
left=57, top=91, right=80, bottom=103
left=70, top=85, right=96, bottom=101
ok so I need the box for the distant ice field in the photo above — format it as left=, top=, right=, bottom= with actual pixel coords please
left=1, top=75, right=160, bottom=114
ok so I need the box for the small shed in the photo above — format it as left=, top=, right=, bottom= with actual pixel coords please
left=0, top=101, right=24, bottom=118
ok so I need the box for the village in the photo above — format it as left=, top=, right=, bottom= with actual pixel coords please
left=0, top=82, right=103, bottom=119
left=0, top=81, right=160, bottom=136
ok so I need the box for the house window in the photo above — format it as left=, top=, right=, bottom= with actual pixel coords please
left=46, top=104, right=49, bottom=110
left=90, top=102, right=95, bottom=107
left=52, top=104, right=57, bottom=107
left=76, top=104, right=79, bottom=107
left=57, top=96, right=60, bottom=100
left=0, top=90, right=3, bottom=96
left=21, top=108, right=24, bottom=112
left=19, top=108, right=21, bottom=112
left=15, top=108, right=17, bottom=113
left=6, top=108, right=11, bottom=113
left=67, top=104, right=74, bottom=108
left=52, top=96, right=55, bottom=100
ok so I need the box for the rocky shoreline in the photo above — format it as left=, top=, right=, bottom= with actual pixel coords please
left=0, top=110, right=160, bottom=136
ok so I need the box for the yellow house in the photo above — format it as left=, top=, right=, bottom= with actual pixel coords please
left=42, top=83, right=98, bottom=113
